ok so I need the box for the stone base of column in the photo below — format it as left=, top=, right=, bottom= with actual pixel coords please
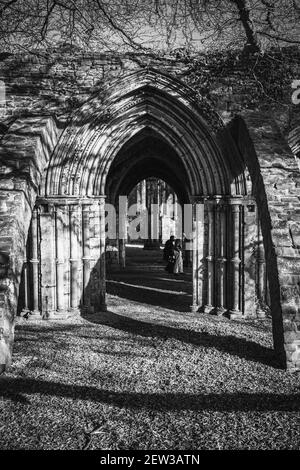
left=30, top=310, right=42, bottom=319
left=44, top=309, right=82, bottom=320
left=228, top=310, right=243, bottom=320
left=50, top=312, right=70, bottom=320
left=256, top=305, right=267, bottom=319
left=256, top=309, right=266, bottom=319
left=190, top=304, right=200, bottom=314
left=21, top=309, right=84, bottom=321
left=214, top=307, right=227, bottom=316
left=42, top=310, right=57, bottom=320
left=67, top=308, right=81, bottom=317
left=204, top=305, right=215, bottom=314
left=59, top=310, right=81, bottom=319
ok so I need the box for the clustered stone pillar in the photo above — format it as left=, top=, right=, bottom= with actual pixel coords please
left=99, top=197, right=107, bottom=311
left=141, top=180, right=146, bottom=212
left=191, top=200, right=204, bottom=313
left=55, top=206, right=65, bottom=312
left=144, top=178, right=160, bottom=250
left=78, top=199, right=107, bottom=313
left=216, top=200, right=227, bottom=316
left=199, top=197, right=245, bottom=317
left=204, top=201, right=215, bottom=313
left=136, top=180, right=146, bottom=213
left=256, top=221, right=266, bottom=318
left=29, top=207, right=40, bottom=316
left=21, top=261, right=29, bottom=315
left=82, top=204, right=91, bottom=310
left=40, top=204, right=56, bottom=318
left=118, top=196, right=127, bottom=269
left=157, top=180, right=162, bottom=244
left=229, top=200, right=242, bottom=319
left=192, top=215, right=198, bottom=312
left=24, top=197, right=108, bottom=319
left=69, top=204, right=80, bottom=311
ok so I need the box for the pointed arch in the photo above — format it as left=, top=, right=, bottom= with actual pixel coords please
left=41, top=69, right=246, bottom=198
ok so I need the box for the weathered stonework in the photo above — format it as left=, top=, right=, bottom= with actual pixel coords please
left=0, top=48, right=299, bottom=371
left=0, top=116, right=61, bottom=369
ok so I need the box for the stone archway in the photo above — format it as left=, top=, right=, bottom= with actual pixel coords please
left=27, top=69, right=251, bottom=319
left=2, top=68, right=298, bottom=371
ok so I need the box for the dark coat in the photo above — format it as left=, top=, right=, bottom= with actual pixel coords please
left=163, top=239, right=174, bottom=261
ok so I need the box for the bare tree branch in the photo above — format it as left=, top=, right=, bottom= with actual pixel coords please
left=0, top=0, right=299, bottom=56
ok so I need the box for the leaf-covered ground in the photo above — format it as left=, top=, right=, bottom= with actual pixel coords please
left=0, top=247, right=299, bottom=450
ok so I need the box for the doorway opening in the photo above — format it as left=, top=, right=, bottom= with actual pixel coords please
left=106, top=177, right=193, bottom=312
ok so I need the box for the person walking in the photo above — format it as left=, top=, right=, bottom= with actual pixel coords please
left=164, top=235, right=175, bottom=273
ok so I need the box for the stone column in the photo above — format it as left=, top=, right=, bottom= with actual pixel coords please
left=99, top=197, right=107, bottom=311
left=161, top=181, right=167, bottom=243
left=144, top=178, right=160, bottom=249
left=141, top=179, right=146, bottom=211
left=256, top=221, right=266, bottom=318
left=191, top=200, right=205, bottom=313
left=174, top=193, right=178, bottom=219
left=146, top=178, right=152, bottom=247
left=137, top=181, right=145, bottom=214
left=82, top=204, right=91, bottom=310
left=136, top=183, right=141, bottom=212
left=152, top=179, right=160, bottom=243
left=118, top=197, right=127, bottom=269
left=216, top=200, right=227, bottom=316
left=229, top=201, right=242, bottom=319
left=115, top=210, right=120, bottom=267
left=243, top=202, right=257, bottom=317
left=204, top=201, right=215, bottom=313
left=86, top=199, right=107, bottom=313
left=21, top=261, right=29, bottom=315
left=29, top=207, right=40, bottom=316
left=40, top=204, right=56, bottom=319
left=55, top=206, right=65, bottom=313
left=157, top=180, right=162, bottom=243
left=69, top=204, right=80, bottom=311
left=191, top=213, right=198, bottom=312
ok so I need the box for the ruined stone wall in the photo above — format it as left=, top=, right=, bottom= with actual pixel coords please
left=0, top=116, right=60, bottom=370
left=228, top=113, right=300, bottom=369
left=0, top=48, right=300, bottom=371
left=0, top=47, right=299, bottom=126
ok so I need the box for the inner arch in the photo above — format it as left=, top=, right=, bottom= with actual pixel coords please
left=106, top=128, right=191, bottom=204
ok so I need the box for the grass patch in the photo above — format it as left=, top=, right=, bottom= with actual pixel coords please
left=1, top=293, right=299, bottom=450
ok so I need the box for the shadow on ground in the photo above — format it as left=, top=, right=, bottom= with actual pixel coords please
left=106, top=275, right=192, bottom=312
left=0, top=376, right=298, bottom=411
left=82, top=310, right=280, bottom=369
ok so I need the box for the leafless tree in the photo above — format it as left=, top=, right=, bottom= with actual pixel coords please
left=0, top=0, right=299, bottom=55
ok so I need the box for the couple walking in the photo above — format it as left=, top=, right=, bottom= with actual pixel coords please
left=163, top=235, right=184, bottom=274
